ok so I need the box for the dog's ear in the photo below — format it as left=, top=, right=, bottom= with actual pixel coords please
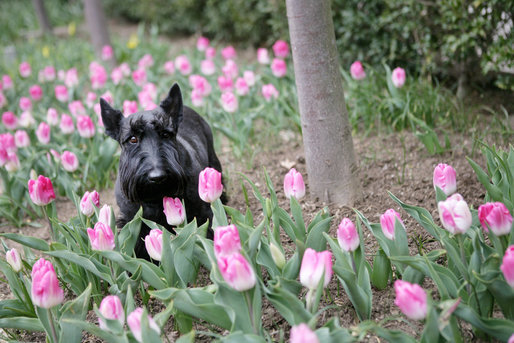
left=160, top=83, right=184, bottom=130
left=100, top=98, right=123, bottom=141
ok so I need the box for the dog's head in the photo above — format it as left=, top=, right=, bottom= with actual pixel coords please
left=100, top=83, right=186, bottom=203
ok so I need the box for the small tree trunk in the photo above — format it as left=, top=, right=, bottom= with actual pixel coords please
left=83, top=0, right=115, bottom=65
left=286, top=0, right=360, bottom=205
left=32, top=0, right=52, bottom=35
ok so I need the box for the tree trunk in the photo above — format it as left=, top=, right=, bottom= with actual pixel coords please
left=83, top=0, right=115, bottom=64
left=32, top=0, right=52, bottom=35
left=285, top=0, right=360, bottom=205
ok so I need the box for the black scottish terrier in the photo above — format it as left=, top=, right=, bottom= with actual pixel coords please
left=100, top=83, right=223, bottom=260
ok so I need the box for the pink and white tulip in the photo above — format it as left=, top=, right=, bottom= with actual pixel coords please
left=127, top=308, right=160, bottom=342
left=198, top=167, right=223, bottom=203
left=123, top=100, right=138, bottom=116
left=101, top=45, right=114, bottom=60
left=175, top=55, right=192, bottom=75
left=2, top=111, right=17, bottom=130
left=221, top=92, right=238, bottom=113
left=98, top=204, right=112, bottom=227
left=501, top=245, right=514, bottom=288
left=350, top=61, right=366, bottom=80
left=300, top=248, right=333, bottom=290
left=214, top=224, right=241, bottom=258
left=59, top=114, right=74, bottom=134
left=284, top=168, right=305, bottom=200
left=29, top=85, right=43, bottom=101
left=262, top=84, right=279, bottom=101
left=14, top=130, right=30, bottom=148
left=196, top=36, right=210, bottom=51
left=391, top=67, right=406, bottom=88
left=380, top=209, right=405, bottom=240
left=200, top=59, right=216, bottom=75
left=19, top=62, right=31, bottom=78
left=394, top=279, right=428, bottom=320
left=290, top=323, right=319, bottom=343
left=337, top=218, right=360, bottom=252
left=478, top=202, right=513, bottom=236
left=36, top=122, right=51, bottom=144
left=98, top=295, right=125, bottom=330
left=19, top=97, right=32, bottom=111
left=438, top=194, right=472, bottom=235
left=31, top=258, right=64, bottom=308
left=77, top=115, right=95, bottom=138
left=80, top=190, right=100, bottom=217
left=221, top=46, right=237, bottom=60
left=28, top=176, right=55, bottom=206
left=433, top=163, right=457, bottom=196
left=6, top=248, right=22, bottom=272
left=271, top=58, right=287, bottom=78
left=87, top=222, right=115, bottom=251
left=217, top=252, right=256, bottom=291
left=163, top=197, right=185, bottom=226
left=272, top=40, right=290, bottom=58
left=46, top=108, right=59, bottom=126
left=145, top=229, right=163, bottom=261
left=55, top=85, right=69, bottom=102
left=61, top=150, right=79, bottom=172
left=257, top=48, right=270, bottom=64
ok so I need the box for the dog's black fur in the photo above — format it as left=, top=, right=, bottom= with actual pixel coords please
left=100, top=83, right=223, bottom=260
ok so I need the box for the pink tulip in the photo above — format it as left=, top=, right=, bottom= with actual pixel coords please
left=65, top=68, right=79, bottom=88
left=19, top=62, right=31, bottom=78
left=46, top=108, right=59, bottom=126
left=214, top=224, right=241, bottom=257
left=127, top=307, right=160, bottom=342
left=350, top=61, right=366, bottom=80
left=235, top=77, right=249, bottom=96
left=478, top=202, right=513, bottom=236
left=6, top=248, right=22, bottom=272
left=392, top=67, right=406, bottom=88
left=438, top=194, right=472, bottom=234
left=5, top=151, right=20, bottom=172
left=98, top=295, right=124, bottom=330
left=283, top=168, right=305, bottom=200
left=2, top=111, right=17, bottom=130
left=290, top=323, right=319, bottom=343
left=300, top=248, right=333, bottom=290
left=42, top=66, right=56, bottom=81
left=200, top=59, right=216, bottom=75
left=145, top=229, right=163, bottom=261
left=508, top=334, right=514, bottom=343
left=2, top=75, right=13, bottom=89
left=29, top=85, right=43, bottom=101
left=221, top=92, right=238, bottom=113
left=119, top=63, right=131, bottom=76
left=36, top=122, right=51, bottom=144
left=380, top=209, right=405, bottom=240
left=87, top=222, right=115, bottom=251
left=501, top=245, right=514, bottom=288
left=14, top=130, right=30, bottom=148
left=433, top=163, right=457, bottom=196
left=121, top=100, right=137, bottom=117
left=222, top=59, right=238, bottom=79
left=243, top=70, right=256, bottom=87
left=59, top=114, right=74, bottom=134
left=61, top=150, right=79, bottom=172
left=163, top=197, right=185, bottom=226
left=49, top=149, right=61, bottom=163
left=221, top=46, right=237, bottom=60
left=191, top=90, right=204, bottom=107
left=198, top=167, right=223, bottom=203
left=257, top=48, right=270, bottom=64
left=86, top=92, right=97, bottom=108
left=0, top=133, right=16, bottom=152
left=132, top=68, right=147, bottom=87
left=90, top=62, right=107, bottom=89
left=271, top=58, right=287, bottom=78
left=262, top=84, right=279, bottom=101
left=101, top=45, right=114, bottom=60
left=196, top=36, right=210, bottom=51
left=205, top=46, right=216, bottom=59
left=394, top=279, right=428, bottom=320
left=189, top=75, right=212, bottom=97
left=217, top=252, right=256, bottom=291
left=273, top=40, right=290, bottom=58
left=175, top=55, right=192, bottom=75
left=163, top=60, right=175, bottom=75
left=77, top=115, right=95, bottom=138
left=98, top=204, right=112, bottom=226
left=110, top=67, right=123, bottom=85
left=80, top=190, right=100, bottom=217
left=217, top=75, right=233, bottom=92
left=19, top=97, right=32, bottom=111
left=31, top=258, right=64, bottom=308
left=337, top=218, right=360, bottom=252
left=138, top=54, right=154, bottom=69
left=19, top=111, right=35, bottom=127
left=69, top=100, right=86, bottom=117
left=55, top=85, right=69, bottom=102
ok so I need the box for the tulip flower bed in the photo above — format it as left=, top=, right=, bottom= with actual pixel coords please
left=1, top=31, right=513, bottom=342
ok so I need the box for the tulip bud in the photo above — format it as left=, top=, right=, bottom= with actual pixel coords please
left=98, top=295, right=125, bottom=330
left=162, top=197, right=185, bottom=226
left=270, top=242, right=286, bottom=269
left=198, top=167, right=223, bottom=203
left=433, top=163, right=457, bottom=196
left=380, top=209, right=405, bottom=240
left=6, top=248, right=22, bottom=272
left=80, top=190, right=100, bottom=217
left=98, top=204, right=112, bottom=226
left=127, top=307, right=160, bottom=343
left=284, top=168, right=305, bottom=200
left=337, top=218, right=360, bottom=252
left=87, top=222, right=115, bottom=251
left=28, top=175, right=56, bottom=206
left=350, top=61, right=366, bottom=80
left=500, top=245, right=514, bottom=288
left=394, top=279, right=428, bottom=320
left=437, top=193, right=472, bottom=235
left=391, top=67, right=406, bottom=88
left=214, top=224, right=241, bottom=258
left=478, top=202, right=513, bottom=236
left=217, top=252, right=256, bottom=291
left=145, top=229, right=163, bottom=261
left=31, top=258, right=64, bottom=308
left=290, top=323, right=319, bottom=343
left=299, top=248, right=333, bottom=290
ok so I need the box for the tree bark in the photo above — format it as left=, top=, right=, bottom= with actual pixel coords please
left=83, top=0, right=114, bottom=64
left=285, top=0, right=360, bottom=205
left=32, top=0, right=52, bottom=35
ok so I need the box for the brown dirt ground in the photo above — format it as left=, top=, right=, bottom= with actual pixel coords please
left=1, top=127, right=500, bottom=342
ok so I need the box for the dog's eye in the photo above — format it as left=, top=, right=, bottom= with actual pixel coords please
left=161, top=131, right=171, bottom=139
left=129, top=136, right=138, bottom=144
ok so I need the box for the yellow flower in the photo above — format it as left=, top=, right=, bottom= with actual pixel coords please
left=68, top=22, right=76, bottom=36
left=42, top=46, right=50, bottom=58
left=127, top=34, right=139, bottom=49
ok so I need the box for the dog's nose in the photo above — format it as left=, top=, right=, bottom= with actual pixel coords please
left=148, top=169, right=167, bottom=183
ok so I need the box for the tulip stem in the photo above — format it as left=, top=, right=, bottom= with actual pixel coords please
left=47, top=308, right=58, bottom=343
left=350, top=253, right=358, bottom=275
left=43, top=206, right=55, bottom=241
left=306, top=288, right=315, bottom=313
left=244, top=290, right=257, bottom=334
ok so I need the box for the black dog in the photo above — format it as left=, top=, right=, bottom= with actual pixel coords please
left=100, top=83, right=224, bottom=260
